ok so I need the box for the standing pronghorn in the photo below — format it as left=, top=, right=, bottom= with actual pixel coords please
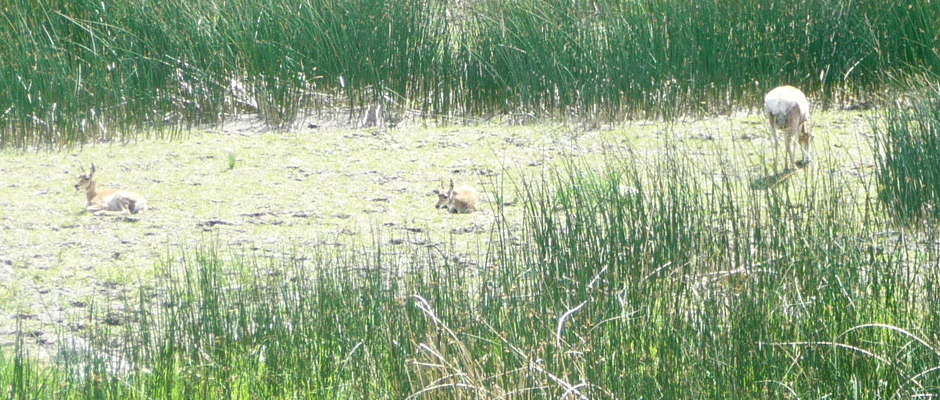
left=74, top=163, right=149, bottom=216
left=434, top=180, right=478, bottom=214
left=764, top=85, right=813, bottom=170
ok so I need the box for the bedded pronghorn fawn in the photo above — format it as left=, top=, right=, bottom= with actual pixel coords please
left=434, top=180, right=478, bottom=214
left=764, top=85, right=813, bottom=170
left=74, top=163, right=149, bottom=216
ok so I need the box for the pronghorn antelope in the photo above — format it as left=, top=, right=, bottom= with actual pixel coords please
left=764, top=85, right=813, bottom=170
left=434, top=180, right=478, bottom=214
left=74, top=164, right=148, bottom=216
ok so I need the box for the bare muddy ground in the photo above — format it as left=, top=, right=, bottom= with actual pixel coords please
left=0, top=109, right=874, bottom=364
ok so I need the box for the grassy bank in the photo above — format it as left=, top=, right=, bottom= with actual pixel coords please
left=2, top=0, right=939, bottom=148
left=4, top=145, right=938, bottom=398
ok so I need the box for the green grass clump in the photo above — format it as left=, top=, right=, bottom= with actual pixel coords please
left=134, top=246, right=426, bottom=398
left=226, top=151, right=236, bottom=170
left=873, top=75, right=940, bottom=224
left=511, top=155, right=934, bottom=398
left=1, top=323, right=42, bottom=400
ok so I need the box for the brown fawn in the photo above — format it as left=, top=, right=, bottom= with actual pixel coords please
left=434, top=180, right=478, bottom=214
left=74, top=163, right=148, bottom=216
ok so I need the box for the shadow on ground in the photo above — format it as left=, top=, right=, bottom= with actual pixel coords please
left=749, top=166, right=803, bottom=190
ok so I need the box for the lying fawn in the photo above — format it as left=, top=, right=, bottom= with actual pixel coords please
left=764, top=85, right=813, bottom=170
left=434, top=180, right=478, bottom=214
left=74, top=163, right=149, bottom=216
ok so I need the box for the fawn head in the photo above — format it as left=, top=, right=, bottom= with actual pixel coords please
left=74, top=163, right=98, bottom=192
left=434, top=190, right=449, bottom=209
left=434, top=180, right=453, bottom=209
left=799, top=119, right=814, bottom=148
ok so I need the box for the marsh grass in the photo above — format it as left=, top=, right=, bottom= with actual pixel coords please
left=2, top=0, right=938, bottom=148
left=5, top=144, right=939, bottom=399
left=873, top=75, right=940, bottom=224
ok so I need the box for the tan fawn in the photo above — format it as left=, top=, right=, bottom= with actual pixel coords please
left=434, top=180, right=478, bottom=214
left=74, top=163, right=148, bottom=216
left=764, top=85, right=813, bottom=170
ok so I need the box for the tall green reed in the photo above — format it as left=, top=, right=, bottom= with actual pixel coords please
left=873, top=74, right=940, bottom=224
left=503, top=151, right=940, bottom=398
left=132, top=244, right=431, bottom=398
left=464, top=0, right=939, bottom=119
left=1, top=321, right=39, bottom=400
left=3, top=0, right=938, bottom=148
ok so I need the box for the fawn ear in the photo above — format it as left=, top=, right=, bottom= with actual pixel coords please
left=449, top=179, right=455, bottom=191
